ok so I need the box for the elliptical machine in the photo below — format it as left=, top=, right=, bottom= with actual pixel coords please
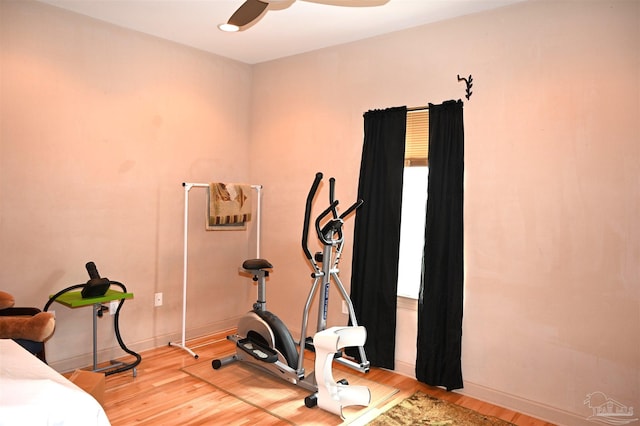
left=212, top=172, right=370, bottom=394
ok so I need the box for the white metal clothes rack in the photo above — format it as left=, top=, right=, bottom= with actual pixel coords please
left=169, top=182, right=262, bottom=358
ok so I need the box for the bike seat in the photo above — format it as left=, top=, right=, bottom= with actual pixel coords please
left=242, top=258, right=273, bottom=271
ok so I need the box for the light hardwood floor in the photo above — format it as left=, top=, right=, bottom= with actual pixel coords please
left=94, top=330, right=555, bottom=425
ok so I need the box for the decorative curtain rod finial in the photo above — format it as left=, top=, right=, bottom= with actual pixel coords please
left=457, top=74, right=473, bottom=100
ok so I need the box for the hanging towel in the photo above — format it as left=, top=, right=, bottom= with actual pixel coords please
left=207, top=183, right=252, bottom=228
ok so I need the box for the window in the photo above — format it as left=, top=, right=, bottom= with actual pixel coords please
left=404, top=109, right=429, bottom=167
left=397, top=109, right=429, bottom=299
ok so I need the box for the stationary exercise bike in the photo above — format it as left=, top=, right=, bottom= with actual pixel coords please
left=212, top=172, right=370, bottom=396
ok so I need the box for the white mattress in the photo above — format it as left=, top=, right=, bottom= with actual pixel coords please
left=0, top=339, right=111, bottom=426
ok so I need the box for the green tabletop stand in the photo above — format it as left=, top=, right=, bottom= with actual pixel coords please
left=51, top=289, right=136, bottom=376
left=52, top=289, right=133, bottom=308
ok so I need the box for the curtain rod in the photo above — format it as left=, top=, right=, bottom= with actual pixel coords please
left=408, top=74, right=473, bottom=112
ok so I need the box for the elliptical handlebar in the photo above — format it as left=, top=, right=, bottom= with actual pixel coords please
left=339, top=199, right=364, bottom=220
left=315, top=201, right=341, bottom=245
left=302, top=172, right=365, bottom=253
left=329, top=178, right=336, bottom=210
left=302, top=172, right=324, bottom=260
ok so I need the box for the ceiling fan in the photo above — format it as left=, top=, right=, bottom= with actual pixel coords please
left=218, top=0, right=388, bottom=32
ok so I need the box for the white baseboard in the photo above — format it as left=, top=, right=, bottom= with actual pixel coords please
left=394, top=359, right=415, bottom=378
left=48, top=321, right=587, bottom=426
left=460, top=381, right=587, bottom=426
left=49, top=317, right=239, bottom=373
left=388, top=360, right=585, bottom=426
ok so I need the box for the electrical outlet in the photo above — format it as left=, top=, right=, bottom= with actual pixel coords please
left=154, top=292, right=163, bottom=307
left=109, top=300, right=118, bottom=315
left=342, top=300, right=348, bottom=314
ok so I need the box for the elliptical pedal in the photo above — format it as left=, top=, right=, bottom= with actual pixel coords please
left=305, top=336, right=343, bottom=359
left=305, top=336, right=315, bottom=352
left=237, top=337, right=279, bottom=363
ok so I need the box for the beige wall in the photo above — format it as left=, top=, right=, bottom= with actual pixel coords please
left=1, top=0, right=255, bottom=367
left=249, top=0, right=639, bottom=423
left=1, top=0, right=638, bottom=424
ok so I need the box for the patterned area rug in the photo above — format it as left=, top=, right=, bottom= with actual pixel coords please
left=368, top=391, right=515, bottom=425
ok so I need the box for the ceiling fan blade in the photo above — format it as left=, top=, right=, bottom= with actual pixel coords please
left=228, top=0, right=270, bottom=27
left=301, top=0, right=389, bottom=6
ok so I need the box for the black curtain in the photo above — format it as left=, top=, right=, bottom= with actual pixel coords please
left=416, top=100, right=465, bottom=391
left=349, top=106, right=407, bottom=369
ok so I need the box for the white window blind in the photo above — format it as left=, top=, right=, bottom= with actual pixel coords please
left=405, top=109, right=429, bottom=167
